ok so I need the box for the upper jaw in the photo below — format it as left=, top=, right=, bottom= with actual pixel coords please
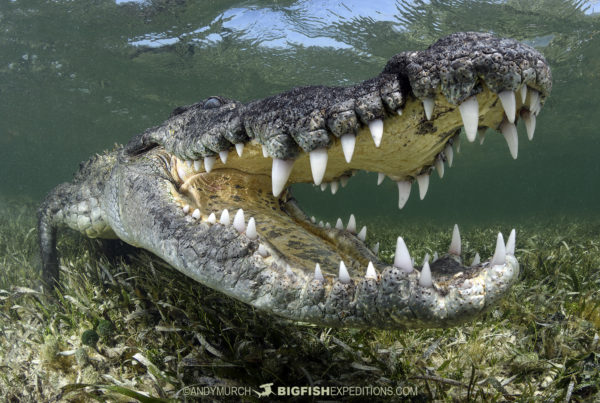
left=170, top=77, right=541, bottom=206
left=128, top=32, right=550, bottom=207
left=125, top=32, right=551, bottom=172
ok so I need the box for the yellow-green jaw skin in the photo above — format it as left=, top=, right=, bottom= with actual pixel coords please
left=172, top=84, right=513, bottom=184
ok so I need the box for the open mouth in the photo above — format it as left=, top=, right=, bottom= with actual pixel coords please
left=165, top=79, right=540, bottom=319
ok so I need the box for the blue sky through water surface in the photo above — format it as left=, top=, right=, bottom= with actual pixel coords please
left=126, top=0, right=402, bottom=50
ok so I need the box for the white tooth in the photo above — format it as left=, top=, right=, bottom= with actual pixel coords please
left=533, top=95, right=541, bottom=115
left=314, top=263, right=324, bottom=282
left=490, top=232, right=506, bottom=266
left=192, top=209, right=201, bottom=220
left=529, top=89, right=540, bottom=114
left=177, top=165, right=187, bottom=181
left=338, top=261, right=351, bottom=284
left=219, top=209, right=230, bottom=225
left=186, top=160, right=192, bottom=168
left=455, top=136, right=461, bottom=153
left=233, top=209, right=245, bottom=232
left=368, top=119, right=384, bottom=148
left=372, top=242, right=379, bottom=255
left=340, top=176, right=349, bottom=187
left=433, top=251, right=438, bottom=262
left=471, top=253, right=481, bottom=266
left=435, top=156, right=444, bottom=179
left=340, top=134, right=356, bottom=163
left=310, top=216, right=316, bottom=223
left=419, top=260, right=432, bottom=287
left=478, top=128, right=486, bottom=145
left=377, top=172, right=385, bottom=186
left=193, top=160, right=202, bottom=172
left=423, top=253, right=430, bottom=264
left=258, top=244, right=269, bottom=257
left=520, top=85, right=527, bottom=103
left=262, top=145, right=269, bottom=158
left=320, top=183, right=328, bottom=191
left=500, top=121, right=518, bottom=159
left=365, top=261, right=377, bottom=280
left=346, top=214, right=356, bottom=234
left=393, top=236, right=413, bottom=272
left=330, top=181, right=339, bottom=195
left=246, top=217, right=258, bottom=240
left=506, top=229, right=516, bottom=256
left=396, top=108, right=403, bottom=116
left=271, top=158, right=294, bottom=197
left=416, top=173, right=429, bottom=200
left=422, top=97, right=434, bottom=120
left=397, top=180, right=411, bottom=209
left=532, top=93, right=541, bottom=114
left=219, top=150, right=229, bottom=164
left=459, top=96, right=479, bottom=142
left=182, top=205, right=190, bottom=214
left=207, top=213, right=216, bottom=224
left=335, top=218, right=344, bottom=230
left=449, top=224, right=461, bottom=256
left=235, top=143, right=244, bottom=157
left=309, top=148, right=328, bottom=185
left=325, top=222, right=331, bottom=229
left=318, top=221, right=324, bottom=227
left=357, top=226, right=367, bottom=242
left=521, top=110, right=536, bottom=141
left=445, top=144, right=454, bottom=167
left=498, top=90, right=516, bottom=123
left=204, top=156, right=216, bottom=173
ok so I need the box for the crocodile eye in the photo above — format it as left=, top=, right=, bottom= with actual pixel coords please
left=204, top=97, right=222, bottom=109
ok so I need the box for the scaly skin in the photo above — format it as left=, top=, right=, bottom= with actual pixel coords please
left=39, top=32, right=551, bottom=329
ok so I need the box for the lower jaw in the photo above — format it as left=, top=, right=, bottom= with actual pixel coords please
left=165, top=157, right=521, bottom=328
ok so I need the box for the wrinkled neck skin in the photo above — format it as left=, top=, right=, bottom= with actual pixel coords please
left=40, top=32, right=549, bottom=329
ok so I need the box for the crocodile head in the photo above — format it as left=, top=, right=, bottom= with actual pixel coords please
left=124, top=32, right=551, bottom=329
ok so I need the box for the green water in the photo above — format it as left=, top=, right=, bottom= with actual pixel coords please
left=1, top=0, right=599, bottom=227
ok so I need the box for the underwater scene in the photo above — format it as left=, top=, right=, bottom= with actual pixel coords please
left=1, top=0, right=599, bottom=400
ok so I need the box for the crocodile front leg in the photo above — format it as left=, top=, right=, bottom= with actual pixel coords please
left=38, top=154, right=117, bottom=287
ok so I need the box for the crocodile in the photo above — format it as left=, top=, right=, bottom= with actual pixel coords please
left=38, top=32, right=551, bottom=329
